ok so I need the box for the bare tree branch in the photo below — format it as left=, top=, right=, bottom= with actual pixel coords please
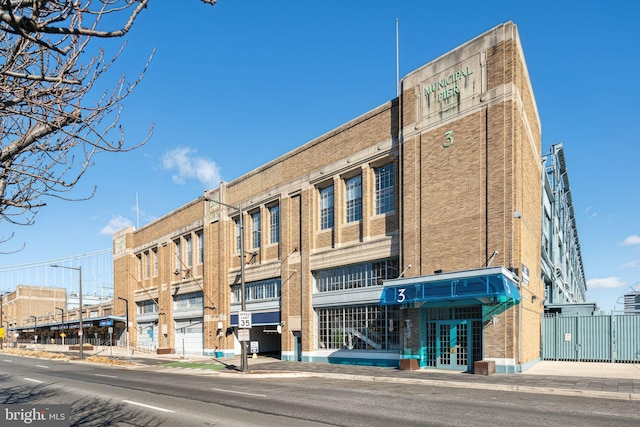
left=0, top=1, right=216, bottom=235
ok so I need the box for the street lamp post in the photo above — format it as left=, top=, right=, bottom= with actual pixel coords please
left=0, top=292, right=6, bottom=350
left=51, top=265, right=83, bottom=360
left=117, top=296, right=130, bottom=358
left=30, top=315, right=37, bottom=349
left=55, top=307, right=65, bottom=346
left=205, top=196, right=248, bottom=372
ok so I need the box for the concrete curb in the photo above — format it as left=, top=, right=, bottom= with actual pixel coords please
left=209, top=370, right=638, bottom=401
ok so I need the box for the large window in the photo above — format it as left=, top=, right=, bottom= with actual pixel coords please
left=152, top=247, right=158, bottom=277
left=174, top=238, right=181, bottom=270
left=136, top=254, right=142, bottom=280
left=174, top=292, right=203, bottom=311
left=137, top=300, right=158, bottom=314
left=345, top=175, right=362, bottom=223
left=317, top=305, right=400, bottom=351
left=251, top=211, right=261, bottom=249
left=375, top=163, right=394, bottom=214
left=185, top=234, right=193, bottom=267
left=231, top=278, right=281, bottom=303
left=196, top=231, right=204, bottom=264
left=235, top=219, right=241, bottom=254
left=145, top=251, right=151, bottom=278
left=269, top=205, right=280, bottom=244
left=319, top=185, right=334, bottom=230
left=315, top=259, right=399, bottom=292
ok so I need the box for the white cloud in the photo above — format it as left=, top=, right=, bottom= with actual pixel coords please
left=585, top=206, right=598, bottom=218
left=162, top=146, right=222, bottom=188
left=100, top=215, right=133, bottom=235
left=621, top=259, right=640, bottom=269
left=622, top=234, right=640, bottom=246
left=586, top=276, right=626, bottom=289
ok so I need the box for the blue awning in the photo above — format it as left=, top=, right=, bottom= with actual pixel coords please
left=230, top=311, right=281, bottom=326
left=379, top=266, right=521, bottom=306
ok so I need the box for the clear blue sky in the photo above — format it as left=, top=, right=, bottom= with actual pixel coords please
left=2, top=0, right=639, bottom=312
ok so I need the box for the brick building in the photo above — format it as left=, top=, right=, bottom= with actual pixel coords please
left=0, top=285, right=120, bottom=346
left=112, top=22, right=580, bottom=372
left=1, top=285, right=67, bottom=336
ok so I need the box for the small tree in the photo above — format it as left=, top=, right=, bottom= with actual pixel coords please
left=0, top=0, right=216, bottom=238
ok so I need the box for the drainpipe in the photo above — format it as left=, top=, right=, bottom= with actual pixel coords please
left=518, top=297, right=522, bottom=371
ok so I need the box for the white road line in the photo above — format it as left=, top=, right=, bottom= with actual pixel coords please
left=122, top=400, right=175, bottom=413
left=24, top=378, right=44, bottom=383
left=94, top=374, right=118, bottom=378
left=3, top=359, right=12, bottom=362
left=36, top=364, right=49, bottom=368
left=211, top=388, right=266, bottom=397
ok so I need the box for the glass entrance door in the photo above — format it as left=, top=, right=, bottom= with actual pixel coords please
left=438, top=321, right=470, bottom=370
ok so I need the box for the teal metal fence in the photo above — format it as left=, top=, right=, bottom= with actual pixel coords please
left=542, top=313, right=640, bottom=363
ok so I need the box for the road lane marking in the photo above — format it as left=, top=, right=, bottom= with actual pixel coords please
left=94, top=374, right=118, bottom=378
left=3, top=359, right=12, bottom=362
left=122, top=400, right=175, bottom=413
left=36, top=364, right=49, bottom=368
left=24, top=378, right=43, bottom=383
left=211, top=388, right=266, bottom=397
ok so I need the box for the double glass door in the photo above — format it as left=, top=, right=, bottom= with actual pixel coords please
left=438, top=321, right=469, bottom=370
left=423, top=306, right=482, bottom=371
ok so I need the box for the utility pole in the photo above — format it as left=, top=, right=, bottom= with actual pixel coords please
left=51, top=265, right=83, bottom=359
left=0, top=293, right=5, bottom=350
left=117, top=296, right=130, bottom=358
left=204, top=196, right=249, bottom=372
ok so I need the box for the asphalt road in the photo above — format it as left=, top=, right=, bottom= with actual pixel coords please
left=1, top=354, right=639, bottom=426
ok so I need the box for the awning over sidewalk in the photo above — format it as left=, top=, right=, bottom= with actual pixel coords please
left=379, top=266, right=521, bottom=306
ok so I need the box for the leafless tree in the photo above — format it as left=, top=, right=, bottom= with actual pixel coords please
left=0, top=0, right=216, bottom=236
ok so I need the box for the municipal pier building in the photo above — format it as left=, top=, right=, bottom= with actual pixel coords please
left=113, top=22, right=586, bottom=373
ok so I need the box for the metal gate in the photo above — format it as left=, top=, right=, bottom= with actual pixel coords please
left=542, top=312, right=640, bottom=363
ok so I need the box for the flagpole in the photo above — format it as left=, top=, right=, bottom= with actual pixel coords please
left=396, top=18, right=400, bottom=97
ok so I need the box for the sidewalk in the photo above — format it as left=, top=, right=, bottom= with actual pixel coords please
left=22, top=345, right=640, bottom=401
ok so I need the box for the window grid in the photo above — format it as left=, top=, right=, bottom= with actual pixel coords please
left=251, top=211, right=261, bottom=249
left=315, top=259, right=399, bottom=292
left=174, top=292, right=204, bottom=311
left=185, top=234, right=193, bottom=267
left=235, top=219, right=241, bottom=254
left=345, top=175, right=362, bottom=223
left=375, top=163, right=394, bottom=214
left=197, top=231, right=204, bottom=264
left=174, top=238, right=181, bottom=270
left=269, top=205, right=280, bottom=244
left=231, top=278, right=281, bottom=303
left=137, top=300, right=158, bottom=314
left=319, top=185, right=334, bottom=230
left=136, top=254, right=142, bottom=280
left=145, top=251, right=150, bottom=278
left=152, top=247, right=158, bottom=277
left=317, top=305, right=399, bottom=351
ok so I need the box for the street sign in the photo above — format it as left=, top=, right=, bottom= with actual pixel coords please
left=237, top=329, right=250, bottom=342
left=0, top=328, right=5, bottom=339
left=239, top=311, right=252, bottom=329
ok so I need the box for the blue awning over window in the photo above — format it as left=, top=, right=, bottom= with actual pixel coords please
left=379, top=266, right=521, bottom=306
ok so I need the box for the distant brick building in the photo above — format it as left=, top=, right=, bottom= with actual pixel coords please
left=1, top=285, right=66, bottom=334
left=112, top=22, right=583, bottom=373
left=0, top=285, right=119, bottom=345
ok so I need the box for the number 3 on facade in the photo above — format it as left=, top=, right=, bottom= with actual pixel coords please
left=397, top=288, right=406, bottom=303
left=443, top=130, right=453, bottom=147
